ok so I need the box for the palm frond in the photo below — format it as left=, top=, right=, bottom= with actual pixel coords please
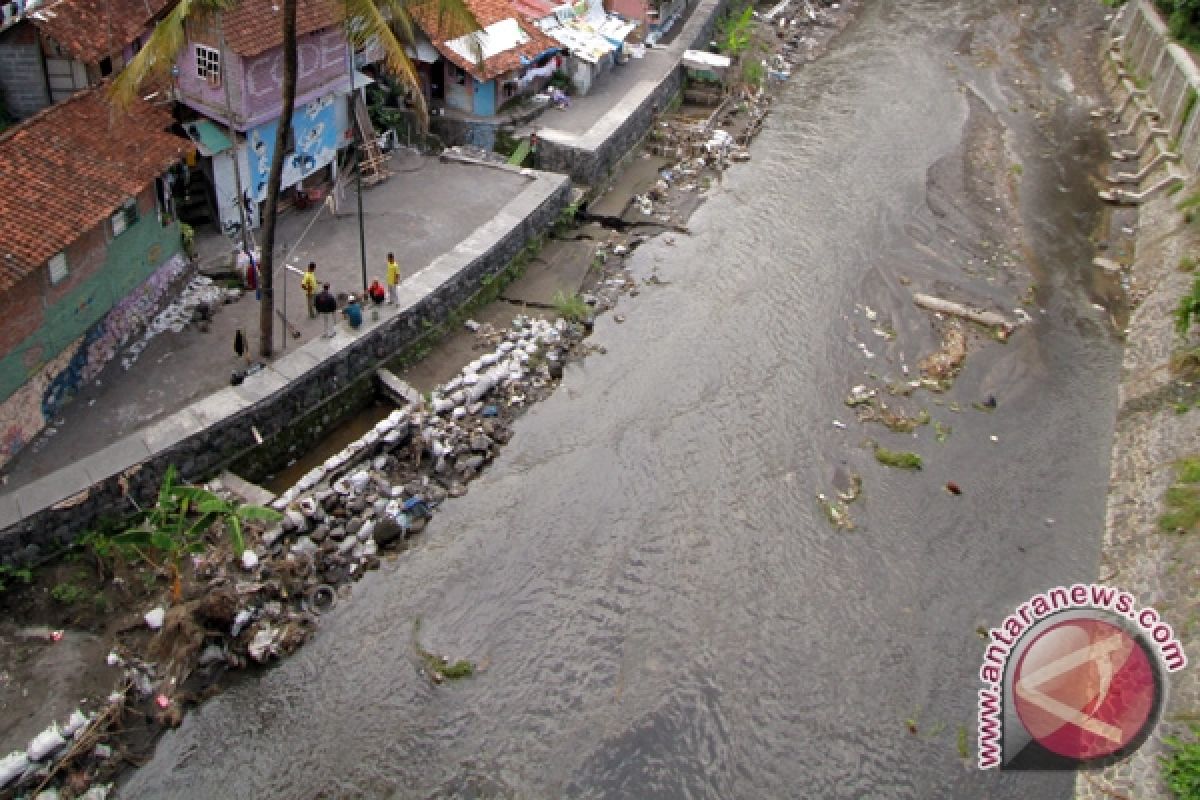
left=344, top=0, right=429, bottom=126
left=110, top=0, right=198, bottom=107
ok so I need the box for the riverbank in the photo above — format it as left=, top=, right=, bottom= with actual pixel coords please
left=0, top=3, right=867, bottom=798
left=1077, top=5, right=1200, bottom=798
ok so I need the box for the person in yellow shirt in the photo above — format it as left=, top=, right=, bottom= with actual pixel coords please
left=386, top=252, right=400, bottom=305
left=301, top=262, right=318, bottom=318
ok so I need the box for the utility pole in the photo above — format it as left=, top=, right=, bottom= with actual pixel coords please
left=347, top=42, right=368, bottom=294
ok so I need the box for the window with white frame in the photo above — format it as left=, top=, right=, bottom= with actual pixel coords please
left=48, top=252, right=68, bottom=285
left=195, top=44, right=221, bottom=83
left=110, top=198, right=138, bottom=237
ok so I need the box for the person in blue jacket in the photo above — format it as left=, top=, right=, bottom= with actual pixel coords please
left=342, top=294, right=363, bottom=330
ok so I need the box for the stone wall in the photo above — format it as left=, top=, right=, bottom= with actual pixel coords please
left=0, top=173, right=571, bottom=565
left=1074, top=6, right=1200, bottom=799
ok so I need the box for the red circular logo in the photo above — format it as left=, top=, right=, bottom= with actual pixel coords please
left=1012, top=617, right=1158, bottom=762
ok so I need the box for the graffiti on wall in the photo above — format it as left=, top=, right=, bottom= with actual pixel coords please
left=0, top=254, right=188, bottom=469
left=0, top=341, right=79, bottom=463
left=247, top=92, right=341, bottom=202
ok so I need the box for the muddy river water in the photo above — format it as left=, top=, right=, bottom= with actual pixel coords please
left=122, top=2, right=1122, bottom=797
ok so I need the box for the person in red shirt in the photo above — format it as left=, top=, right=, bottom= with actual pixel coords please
left=368, top=279, right=386, bottom=306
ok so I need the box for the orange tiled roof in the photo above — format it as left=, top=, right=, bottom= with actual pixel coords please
left=0, top=86, right=192, bottom=292
left=31, top=0, right=173, bottom=64
left=221, top=0, right=342, bottom=56
left=411, top=0, right=559, bottom=81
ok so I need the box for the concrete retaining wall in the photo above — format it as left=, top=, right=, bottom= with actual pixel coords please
left=1073, top=9, right=1200, bottom=799
left=0, top=170, right=571, bottom=565
left=537, top=0, right=734, bottom=186
left=1114, top=1, right=1200, bottom=171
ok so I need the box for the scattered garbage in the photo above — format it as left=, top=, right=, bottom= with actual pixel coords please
left=143, top=607, right=165, bottom=630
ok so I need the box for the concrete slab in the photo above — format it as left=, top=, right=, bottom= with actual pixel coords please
left=270, top=347, right=325, bottom=381
left=375, top=369, right=423, bottom=407
left=502, top=239, right=597, bottom=306
left=15, top=467, right=93, bottom=518
left=231, top=367, right=289, bottom=404
left=189, top=390, right=251, bottom=427
left=218, top=470, right=275, bottom=506
left=0, top=492, right=21, bottom=528
left=78, top=437, right=154, bottom=486
left=140, top=410, right=206, bottom=454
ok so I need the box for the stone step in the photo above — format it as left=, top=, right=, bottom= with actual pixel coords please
left=216, top=470, right=276, bottom=507
left=376, top=368, right=424, bottom=409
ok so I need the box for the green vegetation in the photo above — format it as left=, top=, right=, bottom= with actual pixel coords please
left=1162, top=723, right=1200, bottom=799
left=412, top=619, right=475, bottom=682
left=1160, top=457, right=1200, bottom=533
left=1176, top=275, right=1200, bottom=336
left=1180, top=256, right=1198, bottom=273
left=1156, top=0, right=1200, bottom=49
left=1185, top=87, right=1200, bottom=128
left=956, top=726, right=970, bottom=759
left=108, top=466, right=280, bottom=600
left=1178, top=191, right=1200, bottom=224
left=0, top=564, right=33, bottom=593
left=50, top=581, right=88, bottom=605
left=873, top=446, right=923, bottom=470
left=552, top=290, right=590, bottom=323
left=180, top=222, right=195, bottom=258
left=548, top=71, right=571, bottom=91
left=553, top=202, right=581, bottom=236
left=742, top=58, right=765, bottom=89
left=716, top=5, right=755, bottom=57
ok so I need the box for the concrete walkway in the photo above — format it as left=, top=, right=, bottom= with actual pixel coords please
left=0, top=0, right=729, bottom=544
left=1, top=155, right=528, bottom=494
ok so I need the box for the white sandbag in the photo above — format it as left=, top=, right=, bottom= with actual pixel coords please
left=0, top=751, right=29, bottom=788
left=27, top=726, right=66, bottom=761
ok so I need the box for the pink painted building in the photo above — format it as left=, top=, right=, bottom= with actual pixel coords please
left=172, top=0, right=360, bottom=234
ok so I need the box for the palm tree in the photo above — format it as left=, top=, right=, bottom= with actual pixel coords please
left=111, top=0, right=480, bottom=356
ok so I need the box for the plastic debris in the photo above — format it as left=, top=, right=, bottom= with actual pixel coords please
left=143, top=607, right=165, bottom=630
left=0, top=751, right=29, bottom=788
left=62, top=710, right=90, bottom=737
left=27, top=726, right=66, bottom=761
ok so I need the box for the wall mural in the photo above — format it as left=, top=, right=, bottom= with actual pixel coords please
left=247, top=91, right=341, bottom=202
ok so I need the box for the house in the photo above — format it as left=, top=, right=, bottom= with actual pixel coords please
left=528, top=0, right=637, bottom=95
left=171, top=0, right=366, bottom=235
left=0, top=0, right=171, bottom=119
left=411, top=0, right=560, bottom=124
left=0, top=86, right=192, bottom=466
left=605, top=0, right=684, bottom=43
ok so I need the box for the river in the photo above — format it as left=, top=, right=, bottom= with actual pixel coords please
left=121, top=2, right=1120, bottom=797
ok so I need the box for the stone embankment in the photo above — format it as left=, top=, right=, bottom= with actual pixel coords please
left=1078, top=3, right=1200, bottom=798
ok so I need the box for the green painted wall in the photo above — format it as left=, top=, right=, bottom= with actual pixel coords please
left=0, top=213, right=183, bottom=402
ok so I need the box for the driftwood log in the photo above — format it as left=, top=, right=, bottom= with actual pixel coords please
left=913, top=293, right=1015, bottom=331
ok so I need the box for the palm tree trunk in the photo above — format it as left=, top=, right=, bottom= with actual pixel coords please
left=258, top=0, right=299, bottom=358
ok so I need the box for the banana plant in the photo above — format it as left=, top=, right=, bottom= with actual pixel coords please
left=115, top=466, right=280, bottom=601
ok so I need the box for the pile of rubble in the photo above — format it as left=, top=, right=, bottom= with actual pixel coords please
left=0, top=313, right=593, bottom=800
